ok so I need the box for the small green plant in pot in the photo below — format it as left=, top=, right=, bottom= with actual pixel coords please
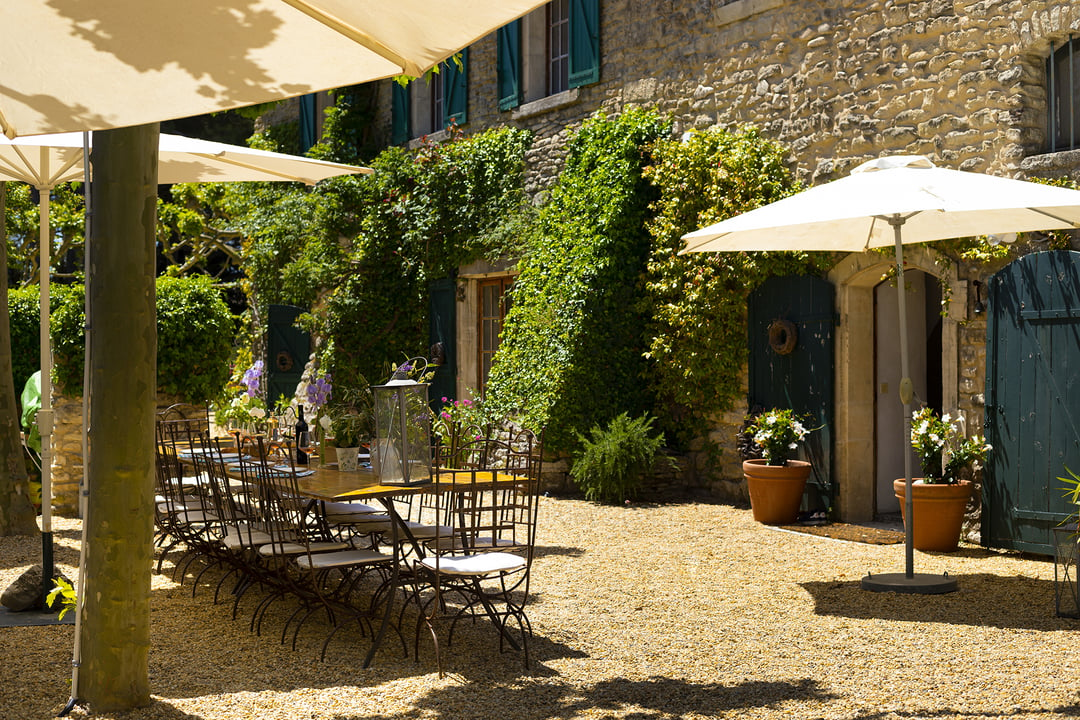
left=326, top=385, right=375, bottom=471
left=909, top=407, right=991, bottom=483
left=745, top=408, right=812, bottom=466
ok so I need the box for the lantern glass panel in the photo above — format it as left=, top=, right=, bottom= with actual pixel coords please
left=372, top=380, right=432, bottom=486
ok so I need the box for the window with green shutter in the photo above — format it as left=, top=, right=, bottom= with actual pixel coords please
left=298, top=93, right=318, bottom=152
left=569, top=0, right=599, bottom=88
left=444, top=49, right=468, bottom=126
left=495, top=0, right=599, bottom=111
left=497, top=21, right=522, bottom=111
left=392, top=82, right=410, bottom=145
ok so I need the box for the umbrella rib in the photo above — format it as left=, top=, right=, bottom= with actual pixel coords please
left=45, top=153, right=85, bottom=188
left=186, top=153, right=320, bottom=185
left=1, top=146, right=46, bottom=186
left=1030, top=208, right=1080, bottom=228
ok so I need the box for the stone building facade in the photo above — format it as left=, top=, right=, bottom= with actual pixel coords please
left=378, top=0, right=1080, bottom=523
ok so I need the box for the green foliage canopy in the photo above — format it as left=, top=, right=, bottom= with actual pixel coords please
left=485, top=109, right=669, bottom=452
left=641, top=125, right=833, bottom=446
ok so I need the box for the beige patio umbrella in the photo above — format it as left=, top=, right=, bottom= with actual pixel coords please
left=683, top=155, right=1080, bottom=593
left=0, top=129, right=370, bottom=637
left=1, top=0, right=549, bottom=139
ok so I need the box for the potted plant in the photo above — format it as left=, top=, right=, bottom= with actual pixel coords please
left=895, top=407, right=992, bottom=551
left=741, top=408, right=815, bottom=525
left=326, top=386, right=375, bottom=472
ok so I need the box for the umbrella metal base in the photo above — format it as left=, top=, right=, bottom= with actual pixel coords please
left=0, top=606, right=74, bottom=628
left=861, top=571, right=958, bottom=594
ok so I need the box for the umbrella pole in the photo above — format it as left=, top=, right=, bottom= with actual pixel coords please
left=890, top=219, right=916, bottom=579
left=37, top=174, right=55, bottom=609
left=861, top=215, right=957, bottom=594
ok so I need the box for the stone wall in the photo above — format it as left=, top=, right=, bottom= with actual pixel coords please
left=370, top=0, right=1080, bottom=507
left=380, top=0, right=1080, bottom=191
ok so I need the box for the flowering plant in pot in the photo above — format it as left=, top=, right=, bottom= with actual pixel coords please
left=741, top=408, right=816, bottom=525
left=909, top=406, right=991, bottom=484
left=898, top=407, right=992, bottom=551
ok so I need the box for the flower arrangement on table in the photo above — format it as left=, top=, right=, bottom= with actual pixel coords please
left=910, top=406, right=992, bottom=484
left=744, top=408, right=813, bottom=466
left=434, top=395, right=489, bottom=440
left=213, top=359, right=268, bottom=434
left=326, top=384, right=376, bottom=450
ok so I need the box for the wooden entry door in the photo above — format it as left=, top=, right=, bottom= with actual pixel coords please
left=984, top=250, right=1080, bottom=555
left=747, top=275, right=836, bottom=514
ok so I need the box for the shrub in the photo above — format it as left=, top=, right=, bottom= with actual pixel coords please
left=12, top=276, right=233, bottom=402
left=570, top=412, right=673, bottom=504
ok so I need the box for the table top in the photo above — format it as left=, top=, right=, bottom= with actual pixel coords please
left=298, top=465, right=527, bottom=502
left=173, top=442, right=524, bottom=502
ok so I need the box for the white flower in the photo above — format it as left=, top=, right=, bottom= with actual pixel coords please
left=250, top=407, right=266, bottom=419
left=788, top=442, right=797, bottom=449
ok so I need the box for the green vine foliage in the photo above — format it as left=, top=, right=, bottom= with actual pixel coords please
left=641, top=126, right=833, bottom=447
left=485, top=109, right=670, bottom=453
left=199, top=96, right=534, bottom=393
left=321, top=127, right=533, bottom=389
left=9, top=276, right=233, bottom=402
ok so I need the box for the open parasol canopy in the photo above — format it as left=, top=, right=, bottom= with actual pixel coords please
left=1, top=0, right=550, bottom=139
left=682, top=155, right=1080, bottom=593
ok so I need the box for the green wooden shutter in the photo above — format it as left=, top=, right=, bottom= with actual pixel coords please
left=298, top=93, right=318, bottom=152
left=497, top=21, right=521, bottom=111
left=569, top=0, right=599, bottom=88
left=391, top=82, right=410, bottom=145
left=444, top=48, right=468, bottom=126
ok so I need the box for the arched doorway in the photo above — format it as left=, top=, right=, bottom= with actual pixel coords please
left=829, top=247, right=963, bottom=522
left=873, top=270, right=943, bottom=514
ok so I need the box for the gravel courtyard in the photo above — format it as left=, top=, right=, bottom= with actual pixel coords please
left=1, top=496, right=1078, bottom=720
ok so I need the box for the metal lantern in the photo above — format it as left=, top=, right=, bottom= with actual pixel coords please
left=371, top=378, right=432, bottom=486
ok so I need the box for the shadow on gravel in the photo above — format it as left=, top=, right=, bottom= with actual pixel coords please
left=801, top=573, right=1078, bottom=630
left=326, top=676, right=835, bottom=720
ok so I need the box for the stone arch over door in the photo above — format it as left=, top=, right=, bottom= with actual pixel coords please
left=827, top=247, right=965, bottom=522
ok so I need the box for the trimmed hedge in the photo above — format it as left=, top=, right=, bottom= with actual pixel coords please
left=9, top=275, right=234, bottom=403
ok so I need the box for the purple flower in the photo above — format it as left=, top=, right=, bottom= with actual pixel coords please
left=242, top=360, right=264, bottom=398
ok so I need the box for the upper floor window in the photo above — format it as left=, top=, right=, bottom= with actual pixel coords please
left=1047, top=37, right=1080, bottom=152
left=392, top=51, right=468, bottom=145
left=497, top=0, right=599, bottom=112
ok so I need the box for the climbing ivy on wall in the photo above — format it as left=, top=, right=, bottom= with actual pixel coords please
left=207, top=99, right=534, bottom=392
left=641, top=125, right=833, bottom=447
left=485, top=109, right=670, bottom=453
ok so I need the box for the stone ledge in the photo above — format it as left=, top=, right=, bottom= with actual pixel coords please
left=511, top=89, right=581, bottom=121
left=714, top=0, right=784, bottom=27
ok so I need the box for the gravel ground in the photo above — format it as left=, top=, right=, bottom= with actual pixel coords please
left=1, top=497, right=1079, bottom=720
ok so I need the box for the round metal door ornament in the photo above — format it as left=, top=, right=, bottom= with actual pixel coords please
left=768, top=319, right=798, bottom=355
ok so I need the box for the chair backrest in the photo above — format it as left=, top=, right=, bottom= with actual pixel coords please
left=432, top=427, right=543, bottom=559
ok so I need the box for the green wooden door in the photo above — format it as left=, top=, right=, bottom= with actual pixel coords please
left=747, top=275, right=836, bottom=514
left=428, top=278, right=456, bottom=410
left=266, top=304, right=310, bottom=407
left=984, top=250, right=1080, bottom=555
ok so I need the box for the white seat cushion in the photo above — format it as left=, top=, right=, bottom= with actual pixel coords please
left=322, top=501, right=379, bottom=515
left=419, top=552, right=526, bottom=577
left=295, top=548, right=392, bottom=570
left=258, top=540, right=348, bottom=556
left=221, top=526, right=273, bottom=549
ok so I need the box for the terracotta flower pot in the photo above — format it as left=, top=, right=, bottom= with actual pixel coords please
left=893, top=478, right=972, bottom=552
left=743, top=459, right=811, bottom=525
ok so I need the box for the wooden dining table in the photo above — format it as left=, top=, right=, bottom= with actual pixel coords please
left=174, top=442, right=526, bottom=666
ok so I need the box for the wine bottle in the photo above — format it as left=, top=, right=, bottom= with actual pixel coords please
left=295, top=405, right=310, bottom=465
